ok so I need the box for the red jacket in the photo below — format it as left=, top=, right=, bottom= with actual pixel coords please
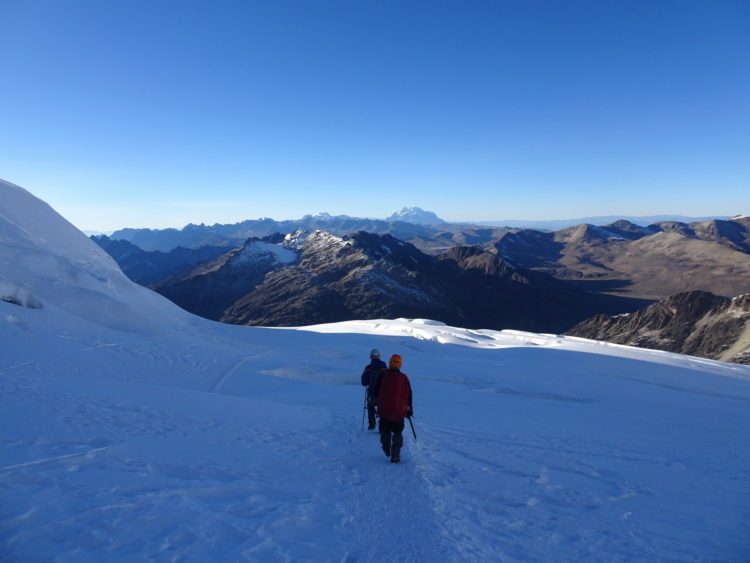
left=376, top=369, right=412, bottom=421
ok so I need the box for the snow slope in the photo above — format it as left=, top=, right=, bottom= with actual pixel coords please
left=1, top=178, right=750, bottom=561
left=0, top=179, right=188, bottom=333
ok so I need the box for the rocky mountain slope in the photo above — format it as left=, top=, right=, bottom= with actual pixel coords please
left=567, top=290, right=750, bottom=364
left=154, top=229, right=640, bottom=332
left=156, top=236, right=297, bottom=320
left=495, top=218, right=750, bottom=299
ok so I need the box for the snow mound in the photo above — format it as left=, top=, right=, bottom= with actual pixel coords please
left=0, top=179, right=187, bottom=332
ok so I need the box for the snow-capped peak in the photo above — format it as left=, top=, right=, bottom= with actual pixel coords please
left=386, top=207, right=445, bottom=225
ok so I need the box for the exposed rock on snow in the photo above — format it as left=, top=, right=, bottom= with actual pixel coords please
left=0, top=278, right=43, bottom=309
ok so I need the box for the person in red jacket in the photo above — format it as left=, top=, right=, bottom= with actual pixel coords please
left=373, top=353, right=413, bottom=464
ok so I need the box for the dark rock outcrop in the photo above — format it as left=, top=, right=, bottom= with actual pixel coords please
left=567, top=290, right=750, bottom=364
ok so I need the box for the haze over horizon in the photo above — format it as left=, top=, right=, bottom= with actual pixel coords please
left=2, top=1, right=748, bottom=231
left=79, top=205, right=732, bottom=237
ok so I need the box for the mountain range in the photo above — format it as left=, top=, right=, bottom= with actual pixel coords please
left=118, top=230, right=639, bottom=333
left=109, top=207, right=453, bottom=253
left=108, top=210, right=733, bottom=253
left=492, top=217, right=750, bottom=299
left=475, top=215, right=730, bottom=230
left=103, top=214, right=750, bottom=303
left=91, top=227, right=750, bottom=363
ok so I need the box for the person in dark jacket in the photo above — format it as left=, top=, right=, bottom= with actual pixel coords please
left=361, top=348, right=387, bottom=430
left=373, top=353, right=413, bottom=464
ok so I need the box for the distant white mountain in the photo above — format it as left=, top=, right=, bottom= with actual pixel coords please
left=300, top=212, right=353, bottom=222
left=386, top=206, right=445, bottom=225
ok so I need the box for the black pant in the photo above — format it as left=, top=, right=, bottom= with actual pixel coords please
left=379, top=418, right=404, bottom=457
left=367, top=397, right=377, bottom=428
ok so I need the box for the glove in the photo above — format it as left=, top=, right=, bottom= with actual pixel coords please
left=406, top=407, right=413, bottom=418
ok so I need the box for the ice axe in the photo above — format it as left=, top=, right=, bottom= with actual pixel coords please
left=406, top=416, right=417, bottom=441
left=361, top=388, right=367, bottom=431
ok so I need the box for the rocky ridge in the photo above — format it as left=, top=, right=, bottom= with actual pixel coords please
left=567, top=290, right=750, bottom=364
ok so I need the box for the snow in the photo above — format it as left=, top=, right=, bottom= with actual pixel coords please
left=305, top=229, right=351, bottom=250
left=0, top=179, right=188, bottom=333
left=2, top=179, right=750, bottom=561
left=233, top=240, right=297, bottom=266
left=0, top=277, right=43, bottom=309
left=387, top=207, right=444, bottom=225
left=282, top=229, right=309, bottom=249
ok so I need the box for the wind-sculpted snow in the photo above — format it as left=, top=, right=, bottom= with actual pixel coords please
left=2, top=179, right=750, bottom=561
left=0, top=179, right=188, bottom=333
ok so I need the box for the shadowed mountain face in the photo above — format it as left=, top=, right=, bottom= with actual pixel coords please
left=146, top=230, right=642, bottom=333
left=91, top=236, right=233, bottom=286
left=155, top=237, right=298, bottom=320
left=567, top=290, right=750, bottom=364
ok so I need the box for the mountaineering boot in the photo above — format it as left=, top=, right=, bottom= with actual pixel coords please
left=380, top=431, right=391, bottom=457
left=390, top=431, right=403, bottom=463
left=368, top=422, right=376, bottom=431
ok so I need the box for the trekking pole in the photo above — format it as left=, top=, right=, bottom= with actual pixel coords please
left=361, top=388, right=367, bottom=431
left=406, top=416, right=417, bottom=441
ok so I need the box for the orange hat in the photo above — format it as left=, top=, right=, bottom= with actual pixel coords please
left=389, top=354, right=403, bottom=370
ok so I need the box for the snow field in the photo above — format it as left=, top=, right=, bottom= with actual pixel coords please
left=3, top=301, right=750, bottom=561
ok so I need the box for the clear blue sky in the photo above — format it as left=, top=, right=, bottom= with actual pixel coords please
left=1, top=0, right=748, bottom=231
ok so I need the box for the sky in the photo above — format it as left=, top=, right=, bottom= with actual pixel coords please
left=1, top=0, right=748, bottom=231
